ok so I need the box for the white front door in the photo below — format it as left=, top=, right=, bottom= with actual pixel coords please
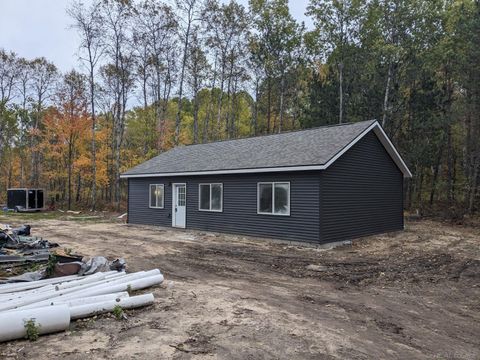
left=173, top=184, right=186, bottom=228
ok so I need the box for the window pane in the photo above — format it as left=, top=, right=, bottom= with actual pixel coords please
left=259, top=183, right=273, bottom=213
left=156, top=186, right=164, bottom=208
left=199, top=184, right=210, bottom=210
left=211, top=184, right=222, bottom=211
left=150, top=185, right=156, bottom=207
left=177, top=186, right=185, bottom=206
left=274, top=183, right=289, bottom=214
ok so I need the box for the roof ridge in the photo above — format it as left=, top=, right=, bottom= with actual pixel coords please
left=175, top=119, right=378, bottom=149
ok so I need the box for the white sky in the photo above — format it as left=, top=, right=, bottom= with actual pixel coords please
left=0, top=0, right=312, bottom=73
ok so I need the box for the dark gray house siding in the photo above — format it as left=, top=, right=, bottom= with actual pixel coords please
left=126, top=123, right=407, bottom=244
left=319, top=131, right=404, bottom=243
left=128, top=171, right=320, bottom=242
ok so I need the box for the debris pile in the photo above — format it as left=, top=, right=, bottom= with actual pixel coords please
left=0, top=223, right=164, bottom=342
left=0, top=223, right=61, bottom=279
left=0, top=224, right=125, bottom=281
left=0, top=269, right=164, bottom=342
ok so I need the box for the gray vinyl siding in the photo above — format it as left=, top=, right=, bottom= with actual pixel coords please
left=319, top=131, right=404, bottom=243
left=128, top=172, right=320, bottom=242
left=128, top=131, right=405, bottom=244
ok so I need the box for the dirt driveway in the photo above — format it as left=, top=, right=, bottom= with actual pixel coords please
left=0, top=218, right=479, bottom=359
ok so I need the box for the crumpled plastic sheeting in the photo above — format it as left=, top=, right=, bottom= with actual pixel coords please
left=1, top=270, right=45, bottom=283
left=78, top=256, right=110, bottom=275
left=12, top=225, right=31, bottom=236
left=78, top=256, right=126, bottom=276
left=110, top=258, right=126, bottom=272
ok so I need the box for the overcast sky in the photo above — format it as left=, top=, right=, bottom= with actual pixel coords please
left=0, top=0, right=312, bottom=73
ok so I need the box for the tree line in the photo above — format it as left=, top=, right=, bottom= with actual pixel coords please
left=0, top=0, right=478, bottom=217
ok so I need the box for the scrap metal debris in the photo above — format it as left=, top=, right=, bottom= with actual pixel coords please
left=1, top=224, right=61, bottom=279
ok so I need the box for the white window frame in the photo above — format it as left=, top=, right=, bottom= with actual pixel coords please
left=257, top=182, right=290, bottom=216
left=149, top=184, right=164, bottom=209
left=198, top=183, right=223, bottom=212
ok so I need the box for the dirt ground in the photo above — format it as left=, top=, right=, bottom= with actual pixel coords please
left=0, top=218, right=479, bottom=360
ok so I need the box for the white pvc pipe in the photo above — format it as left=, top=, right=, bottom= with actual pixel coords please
left=54, top=272, right=115, bottom=290
left=1, top=272, right=140, bottom=311
left=54, top=270, right=160, bottom=299
left=70, top=293, right=154, bottom=320
left=66, top=274, right=164, bottom=299
left=0, top=273, right=108, bottom=302
left=0, top=275, right=81, bottom=294
left=65, top=292, right=129, bottom=307
left=10, top=270, right=161, bottom=311
left=17, top=292, right=130, bottom=310
left=0, top=271, right=121, bottom=295
left=0, top=305, right=70, bottom=342
left=0, top=286, right=54, bottom=302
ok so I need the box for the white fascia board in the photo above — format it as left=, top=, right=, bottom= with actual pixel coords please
left=120, top=165, right=327, bottom=178
left=321, top=121, right=412, bottom=178
left=120, top=121, right=412, bottom=179
left=371, top=124, right=412, bottom=178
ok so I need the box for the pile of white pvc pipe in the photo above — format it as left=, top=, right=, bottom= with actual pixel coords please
left=0, top=269, right=164, bottom=342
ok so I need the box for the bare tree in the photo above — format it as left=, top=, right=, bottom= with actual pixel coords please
left=134, top=0, right=178, bottom=151
left=307, top=0, right=363, bottom=124
left=0, top=49, right=20, bottom=104
left=68, top=0, right=105, bottom=211
left=15, top=58, right=33, bottom=186
left=186, top=28, right=210, bottom=143
left=203, top=0, right=249, bottom=139
left=0, top=50, right=19, bottom=164
left=174, top=0, right=202, bottom=145
left=100, top=0, right=136, bottom=208
left=29, top=58, right=58, bottom=187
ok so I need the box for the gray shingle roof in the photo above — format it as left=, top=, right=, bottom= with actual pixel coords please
left=123, top=120, right=378, bottom=176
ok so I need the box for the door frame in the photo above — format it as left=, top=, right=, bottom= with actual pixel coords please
left=172, top=183, right=187, bottom=228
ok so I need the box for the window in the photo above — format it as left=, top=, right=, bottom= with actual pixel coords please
left=177, top=185, right=186, bottom=206
left=199, top=183, right=223, bottom=212
left=149, top=184, right=164, bottom=208
left=257, top=182, right=290, bottom=215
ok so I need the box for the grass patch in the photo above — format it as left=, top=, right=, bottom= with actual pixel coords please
left=0, top=211, right=120, bottom=224
left=45, top=254, right=58, bottom=277
left=0, top=211, right=62, bottom=222
left=112, top=305, right=125, bottom=320
left=24, top=319, right=41, bottom=341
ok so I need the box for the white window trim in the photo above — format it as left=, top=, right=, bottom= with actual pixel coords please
left=257, top=182, right=290, bottom=216
left=149, top=184, right=164, bottom=209
left=198, top=183, right=223, bottom=212
left=172, top=183, right=187, bottom=228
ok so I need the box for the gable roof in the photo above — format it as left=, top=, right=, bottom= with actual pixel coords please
left=121, top=120, right=412, bottom=179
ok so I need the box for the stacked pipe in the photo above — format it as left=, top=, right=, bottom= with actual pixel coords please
left=0, top=269, right=164, bottom=342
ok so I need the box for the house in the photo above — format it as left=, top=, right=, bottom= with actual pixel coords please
left=121, top=120, right=412, bottom=244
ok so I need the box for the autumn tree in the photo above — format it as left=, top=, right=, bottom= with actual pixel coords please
left=43, top=71, right=90, bottom=210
